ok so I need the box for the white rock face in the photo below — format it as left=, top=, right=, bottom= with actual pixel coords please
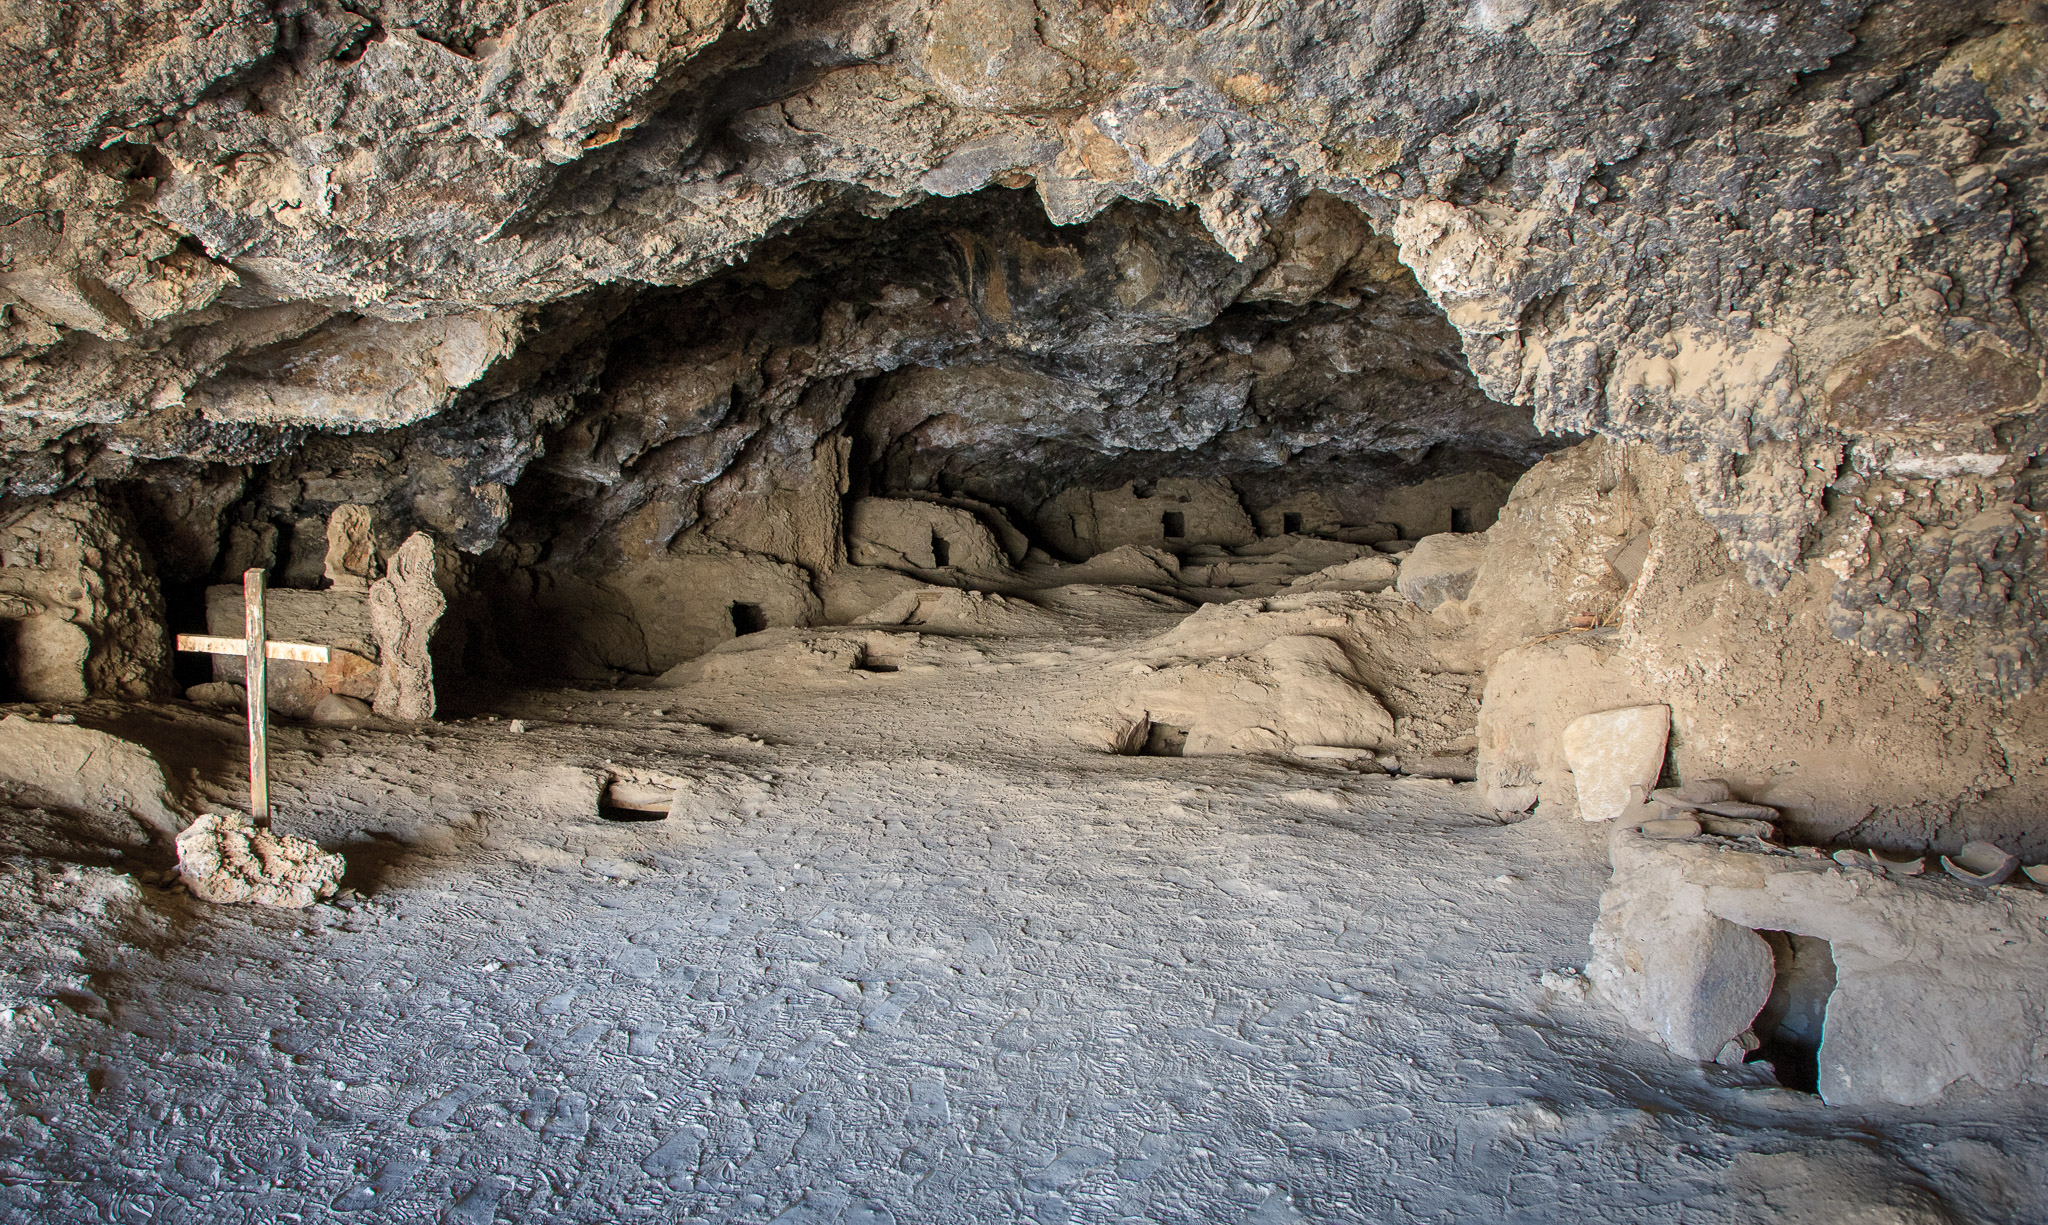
left=1395, top=532, right=1489, bottom=611
left=1561, top=705, right=1670, bottom=822
left=1589, top=824, right=2048, bottom=1106
left=1586, top=841, right=1777, bottom=1061
left=175, top=813, right=346, bottom=909
left=1118, top=634, right=1396, bottom=756
left=0, top=714, right=183, bottom=836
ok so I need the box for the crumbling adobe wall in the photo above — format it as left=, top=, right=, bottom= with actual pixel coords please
left=1468, top=438, right=2048, bottom=856
left=0, top=491, right=170, bottom=701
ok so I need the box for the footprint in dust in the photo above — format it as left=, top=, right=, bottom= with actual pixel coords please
left=1021, top=1145, right=1114, bottom=1193
left=409, top=1086, right=484, bottom=1128
left=1243, top=1187, right=1307, bottom=1224
left=542, top=1091, right=591, bottom=1143
left=614, top=946, right=661, bottom=981
left=556, top=1020, right=609, bottom=1057
left=642, top=1124, right=706, bottom=1184
left=906, top=1076, right=950, bottom=1125
left=331, top=1159, right=425, bottom=1212
left=627, top=1022, right=666, bottom=1058
left=443, top=1175, right=512, bottom=1225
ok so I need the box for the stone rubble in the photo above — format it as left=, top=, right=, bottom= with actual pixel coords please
left=173, top=813, right=346, bottom=910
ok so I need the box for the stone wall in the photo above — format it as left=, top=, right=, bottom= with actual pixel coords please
left=0, top=491, right=169, bottom=701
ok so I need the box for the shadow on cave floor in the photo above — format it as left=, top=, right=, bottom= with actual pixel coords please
left=0, top=599, right=2042, bottom=1225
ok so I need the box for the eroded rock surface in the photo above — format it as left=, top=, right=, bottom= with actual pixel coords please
left=1590, top=822, right=2048, bottom=1107
left=174, top=812, right=345, bottom=909
left=1, top=1, right=2043, bottom=699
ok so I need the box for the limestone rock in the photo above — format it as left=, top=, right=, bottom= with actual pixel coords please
left=1470, top=440, right=2048, bottom=850
left=174, top=813, right=345, bottom=909
left=0, top=491, right=170, bottom=700
left=1561, top=705, right=1671, bottom=823
left=1118, top=635, right=1396, bottom=756
left=323, top=505, right=375, bottom=593
left=184, top=681, right=244, bottom=708
left=1395, top=532, right=1490, bottom=611
left=368, top=533, right=446, bottom=722
left=309, top=694, right=372, bottom=726
left=1592, top=824, right=2048, bottom=1105
left=0, top=714, right=184, bottom=837
left=6, top=613, right=88, bottom=701
left=1590, top=904, right=1775, bottom=1063
left=0, top=1, right=2042, bottom=702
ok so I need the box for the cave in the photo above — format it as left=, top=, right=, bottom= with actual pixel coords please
left=2, top=0, right=2048, bottom=1219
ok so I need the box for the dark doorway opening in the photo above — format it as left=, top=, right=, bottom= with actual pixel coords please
left=0, top=619, right=17, bottom=700
left=930, top=531, right=951, bottom=567
left=1282, top=512, right=1304, bottom=535
left=1142, top=722, right=1189, bottom=756
left=1161, top=511, right=1186, bottom=539
left=1116, top=717, right=1189, bottom=757
left=730, top=602, right=768, bottom=636
left=1747, top=930, right=1835, bottom=1093
left=1450, top=506, right=1475, bottom=532
left=600, top=780, right=672, bottom=822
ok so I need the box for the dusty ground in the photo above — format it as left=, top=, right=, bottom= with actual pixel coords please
left=1, top=590, right=2045, bottom=1223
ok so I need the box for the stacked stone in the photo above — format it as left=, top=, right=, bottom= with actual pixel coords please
left=1636, top=779, right=1782, bottom=842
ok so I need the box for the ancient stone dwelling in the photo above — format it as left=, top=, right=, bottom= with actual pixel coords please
left=3, top=0, right=2048, bottom=1220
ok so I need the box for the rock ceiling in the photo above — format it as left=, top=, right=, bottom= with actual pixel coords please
left=1, top=0, right=2046, bottom=695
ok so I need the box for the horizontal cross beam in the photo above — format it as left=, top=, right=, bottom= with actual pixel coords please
left=175, top=634, right=330, bottom=664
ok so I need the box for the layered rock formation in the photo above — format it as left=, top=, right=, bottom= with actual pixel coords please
left=1, top=0, right=2045, bottom=701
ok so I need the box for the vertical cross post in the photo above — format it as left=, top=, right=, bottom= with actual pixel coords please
left=175, top=571, right=327, bottom=830
left=243, top=567, right=269, bottom=826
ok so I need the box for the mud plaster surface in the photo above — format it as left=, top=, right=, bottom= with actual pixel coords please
left=0, top=596, right=2044, bottom=1222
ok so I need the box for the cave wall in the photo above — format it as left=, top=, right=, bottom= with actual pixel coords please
left=1469, top=438, right=2048, bottom=855
left=0, top=0, right=2046, bottom=706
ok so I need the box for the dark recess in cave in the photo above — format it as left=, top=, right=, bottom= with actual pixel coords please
left=1747, top=931, right=1837, bottom=1094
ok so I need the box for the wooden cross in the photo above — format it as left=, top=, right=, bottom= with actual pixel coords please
left=174, top=568, right=329, bottom=826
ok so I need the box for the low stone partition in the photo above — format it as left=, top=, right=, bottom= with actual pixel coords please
left=1588, top=820, right=2048, bottom=1106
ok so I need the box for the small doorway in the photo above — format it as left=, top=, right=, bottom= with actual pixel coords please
left=1282, top=512, right=1304, bottom=535
left=1161, top=511, right=1186, bottom=539
left=729, top=602, right=768, bottom=636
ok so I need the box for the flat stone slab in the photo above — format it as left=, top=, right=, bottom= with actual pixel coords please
left=1561, top=704, right=1670, bottom=822
left=0, top=714, right=183, bottom=836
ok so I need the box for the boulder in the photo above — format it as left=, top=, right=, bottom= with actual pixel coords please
left=175, top=812, right=345, bottom=908
left=1117, top=635, right=1396, bottom=756
left=7, top=613, right=89, bottom=701
left=1561, top=705, right=1670, bottom=822
left=184, top=681, right=244, bottom=708
left=368, top=531, right=446, bottom=721
left=1395, top=532, right=1488, bottom=610
left=1282, top=553, right=1400, bottom=594
left=309, top=694, right=372, bottom=725
left=0, top=714, right=184, bottom=836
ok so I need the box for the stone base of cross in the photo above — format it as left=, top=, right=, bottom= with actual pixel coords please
left=175, top=568, right=330, bottom=826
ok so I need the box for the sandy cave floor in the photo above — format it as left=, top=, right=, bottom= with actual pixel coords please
left=3, top=599, right=2048, bottom=1223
